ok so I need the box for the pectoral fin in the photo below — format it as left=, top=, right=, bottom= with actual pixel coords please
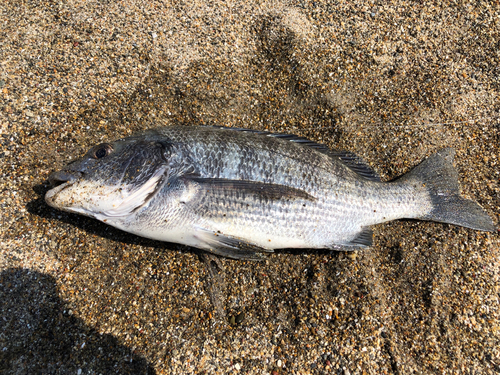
left=185, top=176, right=315, bottom=202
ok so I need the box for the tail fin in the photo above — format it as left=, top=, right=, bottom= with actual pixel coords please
left=399, top=148, right=495, bottom=232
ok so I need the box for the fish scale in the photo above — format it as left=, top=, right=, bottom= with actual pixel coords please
left=158, top=127, right=332, bottom=184
left=46, top=125, right=495, bottom=260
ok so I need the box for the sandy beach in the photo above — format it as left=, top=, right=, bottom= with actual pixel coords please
left=1, top=0, right=499, bottom=373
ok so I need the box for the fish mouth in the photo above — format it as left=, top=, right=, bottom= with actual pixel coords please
left=45, top=170, right=83, bottom=207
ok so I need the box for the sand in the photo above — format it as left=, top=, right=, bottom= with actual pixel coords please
left=1, top=0, right=499, bottom=373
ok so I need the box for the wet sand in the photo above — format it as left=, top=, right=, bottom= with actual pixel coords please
left=1, top=0, right=499, bottom=373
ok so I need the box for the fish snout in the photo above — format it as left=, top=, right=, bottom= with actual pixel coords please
left=48, top=170, right=82, bottom=187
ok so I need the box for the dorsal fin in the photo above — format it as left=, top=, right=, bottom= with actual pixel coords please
left=213, top=126, right=381, bottom=181
left=213, top=126, right=331, bottom=152
left=328, top=151, right=381, bottom=181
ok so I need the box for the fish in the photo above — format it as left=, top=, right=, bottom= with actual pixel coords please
left=45, top=125, right=496, bottom=260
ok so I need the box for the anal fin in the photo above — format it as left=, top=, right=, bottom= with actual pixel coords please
left=329, top=227, right=373, bottom=251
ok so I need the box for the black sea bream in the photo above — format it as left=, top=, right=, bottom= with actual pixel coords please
left=46, top=126, right=496, bottom=259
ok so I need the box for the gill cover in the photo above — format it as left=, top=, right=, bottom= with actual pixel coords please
left=46, top=138, right=170, bottom=218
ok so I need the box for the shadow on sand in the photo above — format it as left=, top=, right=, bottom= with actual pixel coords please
left=0, top=268, right=156, bottom=374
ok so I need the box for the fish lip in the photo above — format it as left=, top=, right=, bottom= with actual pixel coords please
left=48, top=170, right=82, bottom=187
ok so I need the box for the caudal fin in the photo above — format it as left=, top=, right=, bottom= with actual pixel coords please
left=399, top=148, right=496, bottom=232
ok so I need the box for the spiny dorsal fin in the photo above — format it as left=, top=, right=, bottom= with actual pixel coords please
left=213, top=126, right=381, bottom=181
left=213, top=126, right=331, bottom=152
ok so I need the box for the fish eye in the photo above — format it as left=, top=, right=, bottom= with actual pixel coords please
left=93, top=143, right=114, bottom=159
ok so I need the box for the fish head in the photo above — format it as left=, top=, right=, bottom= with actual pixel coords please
left=45, top=137, right=170, bottom=219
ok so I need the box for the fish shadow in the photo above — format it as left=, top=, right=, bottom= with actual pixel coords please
left=0, top=267, right=156, bottom=374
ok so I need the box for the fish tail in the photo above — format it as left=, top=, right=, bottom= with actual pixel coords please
left=399, top=148, right=495, bottom=232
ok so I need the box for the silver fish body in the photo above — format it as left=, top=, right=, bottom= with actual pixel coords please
left=46, top=126, right=495, bottom=259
